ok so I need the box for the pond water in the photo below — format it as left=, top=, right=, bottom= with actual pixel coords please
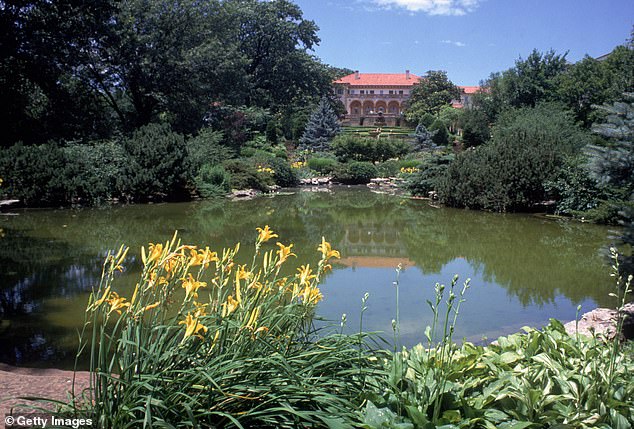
left=0, top=187, right=620, bottom=368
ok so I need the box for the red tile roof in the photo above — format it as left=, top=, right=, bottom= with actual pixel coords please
left=459, top=86, right=480, bottom=94
left=334, top=72, right=421, bottom=87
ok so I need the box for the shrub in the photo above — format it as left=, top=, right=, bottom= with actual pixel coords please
left=269, top=157, right=299, bottom=187
left=331, top=134, right=410, bottom=163
left=0, top=142, right=67, bottom=206
left=376, top=160, right=400, bottom=177
left=307, top=157, right=339, bottom=174
left=62, top=141, right=129, bottom=205
left=438, top=103, right=591, bottom=211
left=406, top=153, right=455, bottom=196
left=122, top=123, right=189, bottom=201
left=429, top=119, right=450, bottom=146
left=194, top=164, right=231, bottom=198
left=223, top=159, right=271, bottom=192
left=333, top=161, right=378, bottom=184
left=460, top=108, right=490, bottom=147
left=186, top=128, right=232, bottom=173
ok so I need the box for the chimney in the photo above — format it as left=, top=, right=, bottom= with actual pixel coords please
left=355, top=70, right=360, bottom=80
left=406, top=70, right=410, bottom=79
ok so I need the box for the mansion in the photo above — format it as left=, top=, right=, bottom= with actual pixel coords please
left=333, top=70, right=478, bottom=126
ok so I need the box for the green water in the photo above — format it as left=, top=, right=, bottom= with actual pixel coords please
left=0, top=187, right=619, bottom=368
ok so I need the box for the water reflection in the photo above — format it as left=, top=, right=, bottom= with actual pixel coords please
left=0, top=187, right=618, bottom=367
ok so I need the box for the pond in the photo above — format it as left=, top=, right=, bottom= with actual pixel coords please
left=0, top=187, right=620, bottom=369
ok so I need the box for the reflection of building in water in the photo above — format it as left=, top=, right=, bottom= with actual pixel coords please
left=337, top=223, right=415, bottom=268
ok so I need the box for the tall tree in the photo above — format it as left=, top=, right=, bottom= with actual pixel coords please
left=405, top=70, right=460, bottom=122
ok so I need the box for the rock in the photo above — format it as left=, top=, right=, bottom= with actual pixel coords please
left=299, top=177, right=332, bottom=186
left=230, top=189, right=260, bottom=200
left=564, top=303, right=634, bottom=340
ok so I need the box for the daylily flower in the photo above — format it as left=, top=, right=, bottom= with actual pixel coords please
left=297, top=264, right=316, bottom=286
left=179, top=313, right=207, bottom=339
left=106, top=292, right=130, bottom=315
left=318, top=237, right=340, bottom=260
left=276, top=242, right=296, bottom=267
left=256, top=225, right=278, bottom=243
left=181, top=273, right=207, bottom=300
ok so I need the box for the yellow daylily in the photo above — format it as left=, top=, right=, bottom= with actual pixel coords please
left=106, top=292, right=130, bottom=315
left=181, top=273, right=207, bottom=300
left=302, top=286, right=323, bottom=304
left=147, top=243, right=163, bottom=264
left=92, top=286, right=111, bottom=309
left=179, top=313, right=207, bottom=339
left=256, top=225, right=278, bottom=243
left=297, top=264, right=316, bottom=286
left=141, top=301, right=160, bottom=312
left=275, top=242, right=296, bottom=267
left=222, top=295, right=240, bottom=317
left=318, top=237, right=340, bottom=260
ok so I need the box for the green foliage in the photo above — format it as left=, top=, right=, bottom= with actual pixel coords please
left=186, top=128, right=232, bottom=174
left=405, top=70, right=460, bottom=122
left=269, top=157, right=300, bottom=187
left=299, top=96, right=342, bottom=152
left=475, top=49, right=569, bottom=122
left=0, top=140, right=129, bottom=206
left=0, top=142, right=67, bottom=206
left=223, top=159, right=271, bottom=192
left=61, top=233, right=375, bottom=428
left=61, top=142, right=129, bottom=205
left=586, top=96, right=634, bottom=274
left=122, top=123, right=190, bottom=201
left=333, top=161, right=378, bottom=184
left=406, top=153, right=455, bottom=196
left=368, top=255, right=634, bottom=428
left=376, top=160, right=400, bottom=177
left=429, top=119, right=450, bottom=146
left=332, top=134, right=410, bottom=163
left=460, top=108, right=490, bottom=148
left=438, top=103, right=590, bottom=211
left=194, top=164, right=231, bottom=198
left=544, top=157, right=608, bottom=215
left=412, top=123, right=437, bottom=151
left=307, top=157, right=340, bottom=174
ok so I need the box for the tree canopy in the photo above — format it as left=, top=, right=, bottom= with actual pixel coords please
left=405, top=70, right=460, bottom=122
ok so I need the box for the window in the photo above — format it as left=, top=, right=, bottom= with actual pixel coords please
left=369, top=90, right=374, bottom=94
left=380, top=90, right=383, bottom=95
left=389, top=90, right=393, bottom=95
left=337, top=89, right=343, bottom=95
left=398, top=90, right=404, bottom=95
left=360, top=90, right=365, bottom=94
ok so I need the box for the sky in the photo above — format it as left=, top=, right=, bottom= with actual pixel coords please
left=293, top=0, right=633, bottom=86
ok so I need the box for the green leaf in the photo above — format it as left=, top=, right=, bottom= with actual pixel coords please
left=498, top=421, right=534, bottom=429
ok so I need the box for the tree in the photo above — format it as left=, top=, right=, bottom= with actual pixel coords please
left=586, top=95, right=634, bottom=275
left=405, top=71, right=460, bottom=123
left=412, top=123, right=437, bottom=151
left=460, top=109, right=490, bottom=147
left=298, top=97, right=341, bottom=152
left=429, top=119, right=450, bottom=146
left=474, top=50, right=569, bottom=122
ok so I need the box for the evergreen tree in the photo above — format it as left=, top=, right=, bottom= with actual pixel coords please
left=299, top=97, right=341, bottom=151
left=587, top=94, right=634, bottom=275
left=429, top=119, right=450, bottom=146
left=412, top=123, right=437, bottom=151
